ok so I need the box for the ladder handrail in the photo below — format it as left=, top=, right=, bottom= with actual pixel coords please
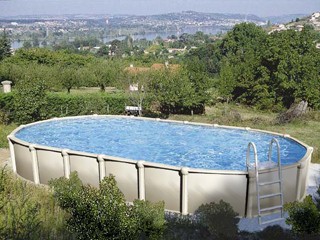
left=268, top=138, right=284, bottom=219
left=246, top=142, right=261, bottom=220
left=246, top=139, right=284, bottom=224
left=246, top=142, right=258, bottom=170
left=268, top=138, right=281, bottom=166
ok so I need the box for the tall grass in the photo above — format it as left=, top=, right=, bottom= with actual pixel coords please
left=0, top=166, right=72, bottom=239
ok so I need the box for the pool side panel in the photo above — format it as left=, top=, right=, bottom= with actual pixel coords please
left=14, top=143, right=33, bottom=182
left=37, top=149, right=64, bottom=184
left=104, top=159, right=139, bottom=202
left=144, top=167, right=180, bottom=211
left=69, top=154, right=100, bottom=187
left=188, top=173, right=247, bottom=216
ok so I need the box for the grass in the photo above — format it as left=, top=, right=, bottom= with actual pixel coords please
left=0, top=166, right=72, bottom=239
left=0, top=123, right=17, bottom=148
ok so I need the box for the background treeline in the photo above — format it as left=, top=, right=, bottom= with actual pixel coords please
left=186, top=23, right=320, bottom=110
left=0, top=22, right=319, bottom=124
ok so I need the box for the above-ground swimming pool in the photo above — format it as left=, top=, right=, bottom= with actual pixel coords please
left=8, top=115, right=313, bottom=217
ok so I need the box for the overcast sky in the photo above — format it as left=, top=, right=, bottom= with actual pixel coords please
left=0, top=0, right=319, bottom=17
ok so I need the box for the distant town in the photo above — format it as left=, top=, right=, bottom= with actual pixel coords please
left=0, top=11, right=311, bottom=51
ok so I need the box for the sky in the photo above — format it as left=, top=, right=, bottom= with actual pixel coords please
left=0, top=0, right=319, bottom=17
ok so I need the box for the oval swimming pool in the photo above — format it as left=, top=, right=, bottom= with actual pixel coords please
left=14, top=116, right=306, bottom=171
left=8, top=115, right=313, bottom=217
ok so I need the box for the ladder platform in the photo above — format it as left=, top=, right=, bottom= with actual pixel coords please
left=260, top=193, right=282, bottom=199
left=260, top=217, right=284, bottom=225
left=260, top=205, right=283, bottom=212
left=259, top=180, right=281, bottom=186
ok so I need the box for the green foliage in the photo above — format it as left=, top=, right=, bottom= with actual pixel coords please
left=132, top=200, right=165, bottom=239
left=0, top=91, right=128, bottom=124
left=13, top=77, right=48, bottom=124
left=284, top=195, right=320, bottom=234
left=0, top=166, right=71, bottom=239
left=49, top=172, right=166, bottom=239
left=164, top=213, right=210, bottom=239
left=43, top=92, right=128, bottom=118
left=0, top=92, right=14, bottom=124
left=149, top=69, right=206, bottom=114
left=185, top=23, right=320, bottom=111
left=195, top=200, right=239, bottom=239
left=0, top=30, right=11, bottom=61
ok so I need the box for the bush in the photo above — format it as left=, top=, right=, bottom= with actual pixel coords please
left=195, top=200, right=239, bottom=239
left=13, top=77, right=47, bottom=124
left=49, top=172, right=166, bottom=240
left=132, top=200, right=165, bottom=239
left=164, top=213, right=210, bottom=239
left=284, top=195, right=320, bottom=235
left=0, top=92, right=14, bottom=124
left=0, top=91, right=130, bottom=124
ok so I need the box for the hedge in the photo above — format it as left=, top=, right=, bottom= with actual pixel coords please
left=43, top=92, right=129, bottom=118
left=0, top=92, right=131, bottom=124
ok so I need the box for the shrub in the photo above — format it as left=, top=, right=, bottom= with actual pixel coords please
left=132, top=200, right=166, bottom=239
left=195, top=200, right=239, bottom=239
left=284, top=195, right=320, bottom=235
left=164, top=213, right=210, bottom=239
left=49, top=172, right=165, bottom=239
left=41, top=92, right=129, bottom=118
left=13, top=77, right=47, bottom=124
left=0, top=92, right=14, bottom=124
left=256, top=225, right=293, bottom=240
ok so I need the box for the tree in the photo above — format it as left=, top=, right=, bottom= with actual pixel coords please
left=90, top=60, right=121, bottom=91
left=123, top=70, right=150, bottom=116
left=59, top=65, right=79, bottom=93
left=149, top=68, right=197, bottom=114
left=0, top=30, right=11, bottom=61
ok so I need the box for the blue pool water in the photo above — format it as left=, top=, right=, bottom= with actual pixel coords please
left=15, top=117, right=307, bottom=171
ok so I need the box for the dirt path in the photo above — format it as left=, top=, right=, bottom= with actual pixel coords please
left=0, top=148, right=10, bottom=166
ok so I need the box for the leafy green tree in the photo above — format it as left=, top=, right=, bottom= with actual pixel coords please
left=90, top=60, right=121, bottom=91
left=150, top=68, right=195, bottom=114
left=59, top=65, right=79, bottom=93
left=0, top=30, right=11, bottom=61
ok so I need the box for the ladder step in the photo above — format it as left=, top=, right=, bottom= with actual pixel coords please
left=259, top=180, right=281, bottom=186
left=260, top=193, right=282, bottom=199
left=260, top=217, right=284, bottom=225
left=260, top=205, right=283, bottom=212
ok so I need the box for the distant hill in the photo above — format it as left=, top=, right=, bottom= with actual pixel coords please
left=264, top=14, right=308, bottom=24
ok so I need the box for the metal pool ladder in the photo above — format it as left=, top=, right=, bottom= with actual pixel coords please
left=246, top=138, right=284, bottom=225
